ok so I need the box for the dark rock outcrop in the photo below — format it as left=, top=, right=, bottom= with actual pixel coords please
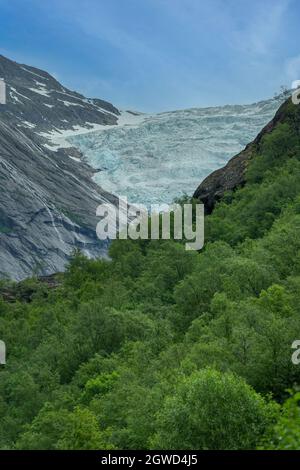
left=0, top=273, right=62, bottom=303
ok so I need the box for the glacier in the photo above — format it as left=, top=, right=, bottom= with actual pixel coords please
left=68, top=96, right=286, bottom=207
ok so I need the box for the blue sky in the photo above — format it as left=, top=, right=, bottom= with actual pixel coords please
left=0, top=0, right=299, bottom=112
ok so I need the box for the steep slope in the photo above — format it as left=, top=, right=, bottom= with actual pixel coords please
left=193, top=95, right=300, bottom=249
left=1, top=97, right=300, bottom=451
left=0, top=55, right=119, bottom=280
left=0, top=53, right=289, bottom=279
left=193, top=97, right=292, bottom=213
left=0, top=54, right=119, bottom=135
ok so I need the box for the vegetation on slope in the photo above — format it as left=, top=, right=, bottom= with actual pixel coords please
left=1, top=99, right=300, bottom=449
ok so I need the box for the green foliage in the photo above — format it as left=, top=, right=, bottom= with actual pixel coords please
left=0, top=226, right=12, bottom=234
left=16, top=405, right=111, bottom=450
left=260, top=391, right=300, bottom=450
left=151, top=368, right=278, bottom=450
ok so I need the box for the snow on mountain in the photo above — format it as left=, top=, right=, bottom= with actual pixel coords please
left=66, top=97, right=287, bottom=207
left=0, top=52, right=289, bottom=280
left=0, top=54, right=119, bottom=280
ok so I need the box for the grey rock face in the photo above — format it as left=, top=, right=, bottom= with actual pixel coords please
left=0, top=54, right=119, bottom=134
left=0, top=55, right=120, bottom=280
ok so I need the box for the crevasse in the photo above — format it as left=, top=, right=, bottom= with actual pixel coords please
left=68, top=96, right=285, bottom=207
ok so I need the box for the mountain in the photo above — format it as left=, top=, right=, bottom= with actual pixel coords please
left=0, top=54, right=119, bottom=134
left=0, top=55, right=120, bottom=280
left=0, top=54, right=287, bottom=280
left=193, top=98, right=291, bottom=212
left=67, top=96, right=286, bottom=206
left=1, top=95, right=300, bottom=451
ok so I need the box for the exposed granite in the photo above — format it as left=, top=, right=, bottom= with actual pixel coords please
left=0, top=55, right=120, bottom=280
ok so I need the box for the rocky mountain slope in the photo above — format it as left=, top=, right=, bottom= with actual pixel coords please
left=0, top=54, right=119, bottom=134
left=193, top=97, right=292, bottom=212
left=0, top=53, right=288, bottom=280
left=0, top=55, right=120, bottom=280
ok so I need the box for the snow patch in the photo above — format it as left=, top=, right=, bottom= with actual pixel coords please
left=21, top=66, right=49, bottom=80
left=10, top=91, right=23, bottom=104
left=10, top=87, right=31, bottom=101
left=29, top=87, right=51, bottom=97
left=38, top=111, right=146, bottom=151
left=19, top=121, right=37, bottom=129
left=57, top=99, right=85, bottom=108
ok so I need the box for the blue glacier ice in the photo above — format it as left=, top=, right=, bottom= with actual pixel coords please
left=68, top=96, right=286, bottom=207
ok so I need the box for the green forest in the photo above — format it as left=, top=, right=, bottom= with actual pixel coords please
left=1, top=98, right=300, bottom=450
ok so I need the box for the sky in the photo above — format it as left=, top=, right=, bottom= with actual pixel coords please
left=0, top=0, right=299, bottom=112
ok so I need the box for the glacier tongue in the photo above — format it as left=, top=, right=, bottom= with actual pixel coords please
left=68, top=97, right=286, bottom=207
